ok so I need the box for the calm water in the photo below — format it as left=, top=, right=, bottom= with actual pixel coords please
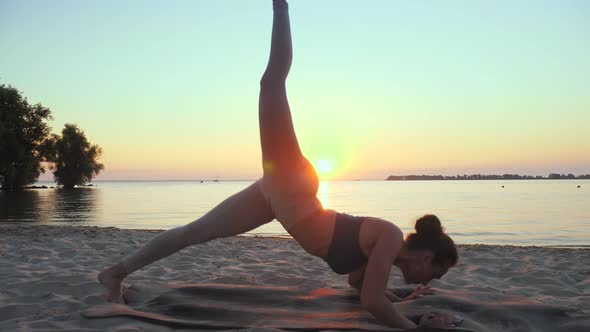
left=1, top=180, right=589, bottom=247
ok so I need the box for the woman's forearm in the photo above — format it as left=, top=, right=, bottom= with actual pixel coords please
left=364, top=295, right=417, bottom=329
left=384, top=289, right=404, bottom=302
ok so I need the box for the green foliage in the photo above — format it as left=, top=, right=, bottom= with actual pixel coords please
left=47, top=124, right=104, bottom=189
left=0, top=85, right=53, bottom=191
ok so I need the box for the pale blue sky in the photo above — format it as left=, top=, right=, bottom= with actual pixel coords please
left=1, top=0, right=589, bottom=180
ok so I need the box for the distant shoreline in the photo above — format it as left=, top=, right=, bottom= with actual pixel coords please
left=26, top=177, right=590, bottom=184
left=386, top=174, right=590, bottom=181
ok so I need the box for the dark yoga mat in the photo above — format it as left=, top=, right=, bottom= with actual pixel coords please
left=83, top=283, right=582, bottom=331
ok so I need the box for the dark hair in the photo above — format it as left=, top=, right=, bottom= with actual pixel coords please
left=405, top=214, right=458, bottom=267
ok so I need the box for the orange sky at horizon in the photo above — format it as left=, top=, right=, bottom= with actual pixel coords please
left=4, top=0, right=589, bottom=182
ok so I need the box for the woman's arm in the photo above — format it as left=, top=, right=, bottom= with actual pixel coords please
left=348, top=265, right=365, bottom=291
left=384, top=289, right=404, bottom=302
left=348, top=265, right=424, bottom=302
left=359, top=223, right=417, bottom=329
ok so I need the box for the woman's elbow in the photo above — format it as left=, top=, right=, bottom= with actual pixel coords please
left=348, top=279, right=355, bottom=289
left=348, top=278, right=360, bottom=290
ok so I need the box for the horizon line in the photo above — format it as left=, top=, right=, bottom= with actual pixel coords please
left=34, top=177, right=590, bottom=183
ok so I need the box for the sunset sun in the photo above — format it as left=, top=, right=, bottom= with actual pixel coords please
left=314, top=159, right=334, bottom=177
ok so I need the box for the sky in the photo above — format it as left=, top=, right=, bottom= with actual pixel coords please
left=1, top=0, right=589, bottom=180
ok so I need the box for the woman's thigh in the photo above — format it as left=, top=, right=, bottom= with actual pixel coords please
left=260, top=158, right=321, bottom=229
left=183, top=180, right=275, bottom=241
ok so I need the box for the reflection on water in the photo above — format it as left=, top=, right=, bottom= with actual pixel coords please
left=1, top=180, right=589, bottom=246
left=0, top=189, right=99, bottom=224
left=0, top=190, right=46, bottom=222
left=318, top=181, right=329, bottom=208
left=53, top=189, right=99, bottom=223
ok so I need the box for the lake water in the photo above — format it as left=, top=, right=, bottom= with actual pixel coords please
left=1, top=180, right=589, bottom=247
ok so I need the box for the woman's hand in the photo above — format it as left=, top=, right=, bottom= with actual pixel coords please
left=404, top=284, right=435, bottom=301
left=419, top=313, right=462, bottom=328
left=383, top=284, right=435, bottom=302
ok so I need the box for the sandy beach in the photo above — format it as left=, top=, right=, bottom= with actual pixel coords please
left=0, top=223, right=588, bottom=331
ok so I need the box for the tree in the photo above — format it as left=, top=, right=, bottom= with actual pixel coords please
left=0, top=85, right=53, bottom=191
left=48, top=124, right=104, bottom=189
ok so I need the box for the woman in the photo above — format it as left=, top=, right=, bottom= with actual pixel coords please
left=99, top=1, right=458, bottom=329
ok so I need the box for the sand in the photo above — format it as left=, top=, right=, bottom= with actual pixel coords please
left=0, top=223, right=588, bottom=331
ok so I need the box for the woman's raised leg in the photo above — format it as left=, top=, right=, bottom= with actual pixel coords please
left=259, top=0, right=304, bottom=173
left=258, top=0, right=321, bottom=229
left=98, top=180, right=274, bottom=303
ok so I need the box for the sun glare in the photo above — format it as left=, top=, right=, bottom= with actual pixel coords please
left=315, top=159, right=333, bottom=176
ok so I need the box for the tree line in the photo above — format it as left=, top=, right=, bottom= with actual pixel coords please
left=0, top=84, right=103, bottom=191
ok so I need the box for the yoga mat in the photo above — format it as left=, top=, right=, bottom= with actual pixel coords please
left=83, top=283, right=582, bottom=331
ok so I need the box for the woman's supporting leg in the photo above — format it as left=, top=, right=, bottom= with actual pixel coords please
left=98, top=180, right=274, bottom=303
left=259, top=0, right=303, bottom=172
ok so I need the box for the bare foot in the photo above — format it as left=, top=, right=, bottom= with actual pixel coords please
left=98, top=263, right=127, bottom=303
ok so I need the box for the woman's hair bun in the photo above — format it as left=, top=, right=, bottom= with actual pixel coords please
left=415, top=214, right=444, bottom=237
